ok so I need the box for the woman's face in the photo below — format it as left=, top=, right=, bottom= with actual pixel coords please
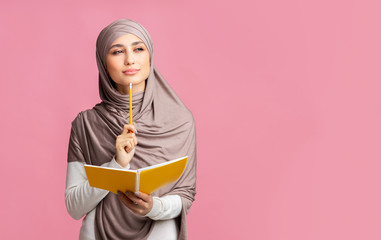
left=106, top=33, right=150, bottom=94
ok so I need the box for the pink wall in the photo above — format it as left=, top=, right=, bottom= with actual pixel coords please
left=1, top=0, right=381, bottom=239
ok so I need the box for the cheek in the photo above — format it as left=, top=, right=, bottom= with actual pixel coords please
left=143, top=62, right=151, bottom=78
left=137, top=54, right=150, bottom=78
left=143, top=55, right=151, bottom=73
left=106, top=60, right=120, bottom=76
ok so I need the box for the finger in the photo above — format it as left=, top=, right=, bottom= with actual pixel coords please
left=120, top=192, right=151, bottom=216
left=129, top=192, right=150, bottom=211
left=133, top=134, right=138, bottom=146
left=116, top=141, right=129, bottom=152
left=117, top=139, right=135, bottom=152
left=117, top=133, right=136, bottom=142
left=118, top=191, right=140, bottom=210
left=126, top=191, right=139, bottom=201
left=122, top=124, right=136, bottom=135
left=128, top=139, right=136, bottom=152
left=126, top=133, right=137, bottom=147
left=126, top=191, right=144, bottom=204
left=136, top=192, right=151, bottom=202
left=128, top=148, right=135, bottom=156
left=118, top=191, right=133, bottom=206
left=125, top=133, right=136, bottom=141
left=116, top=136, right=127, bottom=151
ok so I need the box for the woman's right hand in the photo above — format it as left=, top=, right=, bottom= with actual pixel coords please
left=115, top=124, right=138, bottom=167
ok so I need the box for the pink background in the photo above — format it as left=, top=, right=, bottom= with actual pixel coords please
left=1, top=0, right=381, bottom=239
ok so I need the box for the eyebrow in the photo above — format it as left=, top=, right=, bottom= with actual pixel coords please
left=109, top=41, right=145, bottom=50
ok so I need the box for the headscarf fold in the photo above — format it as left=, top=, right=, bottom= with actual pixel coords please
left=67, top=19, right=197, bottom=240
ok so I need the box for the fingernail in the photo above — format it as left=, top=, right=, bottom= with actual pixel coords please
left=126, top=191, right=129, bottom=196
left=135, top=192, right=140, bottom=196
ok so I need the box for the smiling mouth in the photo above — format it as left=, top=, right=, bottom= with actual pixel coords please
left=123, top=69, right=139, bottom=75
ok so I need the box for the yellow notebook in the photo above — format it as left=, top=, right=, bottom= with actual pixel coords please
left=84, top=156, right=188, bottom=194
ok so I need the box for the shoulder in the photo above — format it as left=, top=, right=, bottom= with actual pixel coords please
left=70, top=106, right=101, bottom=132
left=71, top=109, right=95, bottom=125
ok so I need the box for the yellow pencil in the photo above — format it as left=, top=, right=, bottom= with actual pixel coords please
left=129, top=83, right=133, bottom=125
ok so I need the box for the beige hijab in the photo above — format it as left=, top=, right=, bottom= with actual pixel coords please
left=67, top=19, right=197, bottom=239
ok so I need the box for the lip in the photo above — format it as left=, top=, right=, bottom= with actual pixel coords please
left=123, top=69, right=139, bottom=75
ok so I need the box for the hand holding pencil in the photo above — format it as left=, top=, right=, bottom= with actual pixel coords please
left=115, top=83, right=137, bottom=167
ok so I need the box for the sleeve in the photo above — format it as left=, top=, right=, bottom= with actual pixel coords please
left=65, top=157, right=130, bottom=220
left=65, top=124, right=130, bottom=220
left=145, top=195, right=182, bottom=220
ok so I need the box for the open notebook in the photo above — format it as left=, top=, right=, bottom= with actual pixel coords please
left=84, top=156, right=188, bottom=194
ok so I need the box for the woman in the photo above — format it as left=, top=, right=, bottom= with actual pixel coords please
left=65, top=19, right=197, bottom=240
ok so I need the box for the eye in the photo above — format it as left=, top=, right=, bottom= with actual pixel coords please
left=111, top=50, right=123, bottom=55
left=134, top=47, right=144, bottom=52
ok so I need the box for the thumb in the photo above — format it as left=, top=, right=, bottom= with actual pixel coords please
left=122, top=124, right=134, bottom=135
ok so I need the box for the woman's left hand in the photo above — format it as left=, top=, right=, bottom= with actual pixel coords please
left=118, top=191, right=153, bottom=216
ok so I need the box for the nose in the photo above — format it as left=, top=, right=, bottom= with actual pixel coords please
left=125, top=51, right=135, bottom=65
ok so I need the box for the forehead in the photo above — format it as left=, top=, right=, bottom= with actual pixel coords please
left=110, top=33, right=145, bottom=46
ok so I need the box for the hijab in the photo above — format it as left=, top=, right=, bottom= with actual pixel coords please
left=67, top=19, right=197, bottom=240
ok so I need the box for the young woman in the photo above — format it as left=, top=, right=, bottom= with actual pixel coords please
left=65, top=19, right=197, bottom=240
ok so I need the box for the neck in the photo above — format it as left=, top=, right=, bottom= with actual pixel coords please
left=116, top=81, right=146, bottom=95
